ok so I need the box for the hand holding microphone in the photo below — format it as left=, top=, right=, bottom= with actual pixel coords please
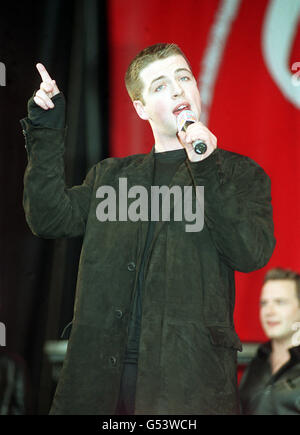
left=177, top=110, right=207, bottom=154
left=176, top=109, right=218, bottom=162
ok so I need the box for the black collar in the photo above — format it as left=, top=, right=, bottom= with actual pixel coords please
left=258, top=341, right=300, bottom=363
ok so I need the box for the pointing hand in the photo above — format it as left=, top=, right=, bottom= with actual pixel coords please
left=33, top=63, right=60, bottom=110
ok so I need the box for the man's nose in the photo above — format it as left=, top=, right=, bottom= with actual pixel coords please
left=171, top=81, right=184, bottom=98
left=264, top=302, right=276, bottom=316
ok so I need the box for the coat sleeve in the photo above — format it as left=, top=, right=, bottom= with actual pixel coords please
left=20, top=118, right=97, bottom=239
left=189, top=149, right=276, bottom=272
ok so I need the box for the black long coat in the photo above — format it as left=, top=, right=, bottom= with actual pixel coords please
left=21, top=119, right=276, bottom=414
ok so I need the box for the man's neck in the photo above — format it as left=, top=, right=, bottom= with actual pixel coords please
left=271, top=336, right=293, bottom=354
left=153, top=132, right=183, bottom=153
left=270, top=337, right=293, bottom=373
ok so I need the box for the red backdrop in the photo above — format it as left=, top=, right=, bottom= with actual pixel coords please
left=108, top=0, right=300, bottom=343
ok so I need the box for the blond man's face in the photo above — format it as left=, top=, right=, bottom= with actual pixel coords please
left=133, top=55, right=201, bottom=138
left=260, top=280, right=300, bottom=342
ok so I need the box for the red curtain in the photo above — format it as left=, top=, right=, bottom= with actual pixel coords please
left=108, top=0, right=300, bottom=342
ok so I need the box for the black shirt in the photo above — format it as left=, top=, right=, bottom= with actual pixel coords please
left=124, top=147, right=187, bottom=364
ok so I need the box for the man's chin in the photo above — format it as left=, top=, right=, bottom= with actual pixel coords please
left=267, top=330, right=293, bottom=342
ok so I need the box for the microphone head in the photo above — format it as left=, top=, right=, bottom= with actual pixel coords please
left=176, top=109, right=197, bottom=132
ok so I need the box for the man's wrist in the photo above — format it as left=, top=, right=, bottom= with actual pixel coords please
left=28, top=91, right=66, bottom=129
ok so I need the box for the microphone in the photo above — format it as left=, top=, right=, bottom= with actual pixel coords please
left=176, top=110, right=207, bottom=155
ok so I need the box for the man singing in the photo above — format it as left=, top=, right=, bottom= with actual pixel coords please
left=21, top=43, right=275, bottom=414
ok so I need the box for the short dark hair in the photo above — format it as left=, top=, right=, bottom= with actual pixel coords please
left=125, top=43, right=192, bottom=104
left=264, top=267, right=300, bottom=301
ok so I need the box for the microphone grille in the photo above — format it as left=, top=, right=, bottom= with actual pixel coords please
left=176, top=110, right=197, bottom=132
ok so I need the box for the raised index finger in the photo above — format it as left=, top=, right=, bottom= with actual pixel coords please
left=36, top=63, right=52, bottom=82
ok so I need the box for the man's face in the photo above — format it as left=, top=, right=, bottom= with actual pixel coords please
left=260, top=280, right=300, bottom=342
left=133, top=55, right=201, bottom=138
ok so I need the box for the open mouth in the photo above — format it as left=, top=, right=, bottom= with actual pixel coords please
left=266, top=321, right=281, bottom=327
left=172, top=103, right=191, bottom=116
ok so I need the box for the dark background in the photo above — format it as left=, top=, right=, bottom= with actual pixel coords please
left=0, top=0, right=109, bottom=414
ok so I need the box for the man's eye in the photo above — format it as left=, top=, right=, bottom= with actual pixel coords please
left=276, top=300, right=287, bottom=305
left=180, top=76, right=190, bottom=82
left=155, top=84, right=165, bottom=92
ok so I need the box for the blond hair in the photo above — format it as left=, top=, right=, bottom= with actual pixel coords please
left=125, top=43, right=191, bottom=104
left=264, top=267, right=300, bottom=301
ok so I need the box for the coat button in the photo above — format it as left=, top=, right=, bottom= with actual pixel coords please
left=115, top=309, right=123, bottom=319
left=109, top=356, right=117, bottom=366
left=127, top=261, right=136, bottom=272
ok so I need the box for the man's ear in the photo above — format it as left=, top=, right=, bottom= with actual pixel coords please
left=133, top=100, right=149, bottom=121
